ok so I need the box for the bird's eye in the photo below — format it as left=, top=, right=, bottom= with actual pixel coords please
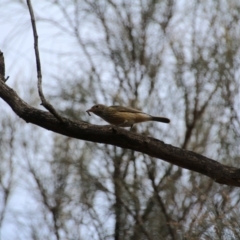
left=96, top=105, right=99, bottom=108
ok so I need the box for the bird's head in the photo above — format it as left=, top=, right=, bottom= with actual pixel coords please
left=86, top=104, right=106, bottom=116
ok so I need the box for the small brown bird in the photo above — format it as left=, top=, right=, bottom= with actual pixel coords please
left=86, top=104, right=170, bottom=128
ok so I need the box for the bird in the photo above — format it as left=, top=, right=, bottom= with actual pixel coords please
left=86, top=104, right=170, bottom=128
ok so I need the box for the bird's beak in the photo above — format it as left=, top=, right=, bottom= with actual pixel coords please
left=86, top=108, right=92, bottom=116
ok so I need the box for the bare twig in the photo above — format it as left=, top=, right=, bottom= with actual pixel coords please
left=146, top=162, right=177, bottom=240
left=0, top=51, right=4, bottom=77
left=0, top=51, right=9, bottom=82
left=26, top=0, right=64, bottom=123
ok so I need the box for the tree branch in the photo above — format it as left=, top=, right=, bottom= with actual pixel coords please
left=0, top=57, right=240, bottom=187
left=26, top=0, right=64, bottom=123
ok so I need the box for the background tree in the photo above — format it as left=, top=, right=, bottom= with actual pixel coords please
left=0, top=0, right=240, bottom=239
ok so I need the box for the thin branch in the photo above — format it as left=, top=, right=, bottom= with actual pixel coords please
left=0, top=51, right=8, bottom=82
left=0, top=51, right=4, bottom=78
left=26, top=0, right=64, bottom=123
left=146, top=162, right=176, bottom=240
left=117, top=197, right=152, bottom=240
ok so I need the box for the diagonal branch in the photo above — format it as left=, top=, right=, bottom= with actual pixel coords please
left=0, top=51, right=240, bottom=187
left=0, top=81, right=240, bottom=187
left=26, top=0, right=64, bottom=123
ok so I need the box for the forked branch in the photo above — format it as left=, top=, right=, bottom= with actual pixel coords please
left=26, top=0, right=64, bottom=123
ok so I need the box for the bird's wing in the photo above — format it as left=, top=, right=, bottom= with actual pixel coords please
left=110, top=106, right=143, bottom=113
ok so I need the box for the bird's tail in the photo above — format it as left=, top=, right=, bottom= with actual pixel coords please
left=151, top=116, right=170, bottom=124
